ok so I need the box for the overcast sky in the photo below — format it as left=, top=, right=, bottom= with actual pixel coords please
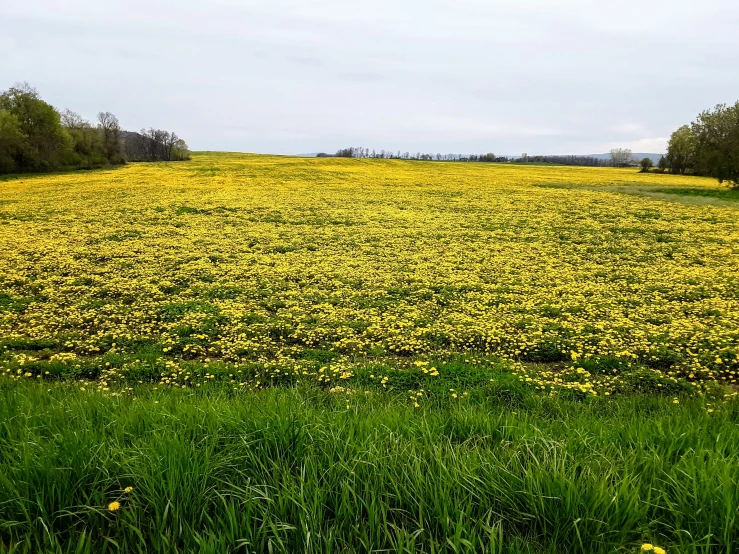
left=3, top=0, right=738, bottom=155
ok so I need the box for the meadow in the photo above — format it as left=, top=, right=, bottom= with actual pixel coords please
left=1, top=153, right=738, bottom=553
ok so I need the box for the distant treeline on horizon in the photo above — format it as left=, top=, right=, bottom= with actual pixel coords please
left=320, top=147, right=646, bottom=167
left=326, top=100, right=739, bottom=187
left=0, top=83, right=190, bottom=175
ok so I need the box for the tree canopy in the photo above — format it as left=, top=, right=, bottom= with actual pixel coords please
left=0, top=83, right=190, bottom=175
left=665, top=101, right=739, bottom=188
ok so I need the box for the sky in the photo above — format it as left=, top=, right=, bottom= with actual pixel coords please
left=2, top=0, right=738, bottom=156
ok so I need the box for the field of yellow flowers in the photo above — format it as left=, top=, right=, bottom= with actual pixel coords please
left=1, top=152, right=738, bottom=398
left=2, top=153, right=739, bottom=553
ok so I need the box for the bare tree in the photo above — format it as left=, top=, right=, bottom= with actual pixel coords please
left=60, top=109, right=89, bottom=130
left=163, top=131, right=180, bottom=161
left=97, top=112, right=122, bottom=162
left=609, top=148, right=633, bottom=167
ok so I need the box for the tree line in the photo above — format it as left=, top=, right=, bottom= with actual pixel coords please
left=322, top=146, right=632, bottom=167
left=663, top=101, right=739, bottom=188
left=123, top=129, right=190, bottom=162
left=325, top=147, right=499, bottom=161
left=327, top=147, right=515, bottom=162
left=0, top=83, right=189, bottom=175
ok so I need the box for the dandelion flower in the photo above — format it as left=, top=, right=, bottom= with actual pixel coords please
left=108, top=501, right=121, bottom=511
left=124, top=487, right=133, bottom=493
left=653, top=548, right=666, bottom=554
left=641, top=545, right=654, bottom=552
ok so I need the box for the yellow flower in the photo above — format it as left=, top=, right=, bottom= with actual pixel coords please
left=3, top=154, right=738, bottom=397
left=641, top=545, right=654, bottom=551
left=108, top=501, right=121, bottom=511
left=124, top=487, right=133, bottom=493
left=653, top=547, right=666, bottom=554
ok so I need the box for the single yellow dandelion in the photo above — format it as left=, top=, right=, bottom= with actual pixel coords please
left=641, top=545, right=654, bottom=551
left=124, top=487, right=133, bottom=493
left=108, top=501, right=121, bottom=511
left=653, top=547, right=666, bottom=554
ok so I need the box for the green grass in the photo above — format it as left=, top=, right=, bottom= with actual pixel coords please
left=651, top=187, right=739, bottom=202
left=1, top=378, right=737, bottom=553
left=534, top=183, right=739, bottom=208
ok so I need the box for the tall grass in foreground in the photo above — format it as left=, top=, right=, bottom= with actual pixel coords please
left=1, top=381, right=738, bottom=553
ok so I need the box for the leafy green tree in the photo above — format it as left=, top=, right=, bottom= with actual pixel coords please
left=0, top=82, right=190, bottom=174
left=665, top=125, right=696, bottom=175
left=0, top=83, right=72, bottom=172
left=172, top=138, right=191, bottom=161
left=60, top=109, right=107, bottom=169
left=691, top=102, right=739, bottom=188
left=657, top=155, right=667, bottom=172
left=0, top=109, right=25, bottom=173
left=639, top=157, right=653, bottom=172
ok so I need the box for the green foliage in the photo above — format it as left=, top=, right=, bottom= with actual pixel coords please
left=666, top=125, right=697, bottom=175
left=0, top=83, right=72, bottom=173
left=0, top=109, right=25, bottom=173
left=692, top=101, right=739, bottom=189
left=651, top=187, right=739, bottom=202
left=667, top=100, right=739, bottom=188
left=60, top=109, right=109, bottom=169
left=0, top=83, right=190, bottom=175
left=639, top=157, right=653, bottom=172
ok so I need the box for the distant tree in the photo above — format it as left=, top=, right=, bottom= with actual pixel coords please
left=639, top=157, right=653, bottom=172
left=657, top=155, right=667, bottom=172
left=97, top=112, right=123, bottom=163
left=172, top=138, right=190, bottom=161
left=609, top=148, right=633, bottom=167
left=123, top=128, right=189, bottom=162
left=60, top=109, right=87, bottom=130
left=60, top=109, right=109, bottom=168
left=162, top=131, right=178, bottom=161
left=665, top=125, right=696, bottom=175
left=691, top=101, right=739, bottom=188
